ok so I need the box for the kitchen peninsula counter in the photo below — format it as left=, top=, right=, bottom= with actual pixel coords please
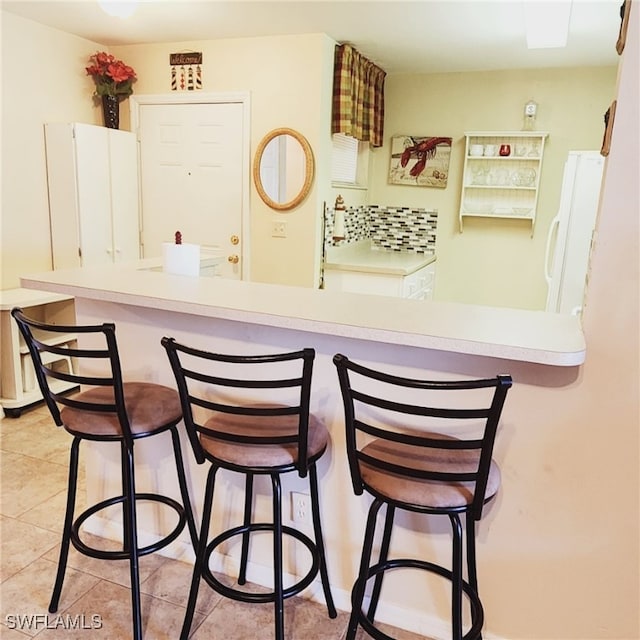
left=18, top=262, right=587, bottom=634
left=21, top=261, right=585, bottom=366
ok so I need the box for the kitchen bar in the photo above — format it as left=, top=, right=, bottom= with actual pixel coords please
left=19, top=262, right=585, bottom=635
left=22, top=261, right=585, bottom=367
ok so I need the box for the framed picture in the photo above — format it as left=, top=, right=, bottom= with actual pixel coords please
left=388, top=135, right=452, bottom=187
left=616, top=0, right=631, bottom=54
left=601, top=100, right=617, bottom=157
left=169, top=51, right=203, bottom=91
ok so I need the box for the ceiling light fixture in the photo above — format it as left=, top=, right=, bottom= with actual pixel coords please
left=98, top=1, right=138, bottom=19
left=524, top=1, right=573, bottom=49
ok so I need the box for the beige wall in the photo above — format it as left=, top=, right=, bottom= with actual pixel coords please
left=1, top=11, right=615, bottom=304
left=373, top=66, right=617, bottom=309
left=489, top=6, right=638, bottom=635
left=0, top=19, right=335, bottom=290
left=0, top=7, right=638, bottom=639
left=0, top=12, right=103, bottom=289
left=110, top=34, right=335, bottom=288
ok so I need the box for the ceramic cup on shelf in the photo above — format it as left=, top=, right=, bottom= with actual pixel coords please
left=483, top=144, right=498, bottom=156
left=515, top=144, right=528, bottom=157
left=499, top=144, right=511, bottom=156
left=469, top=144, right=484, bottom=157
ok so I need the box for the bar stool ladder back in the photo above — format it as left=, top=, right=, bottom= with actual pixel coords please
left=12, top=308, right=198, bottom=640
left=162, top=338, right=337, bottom=640
left=333, top=353, right=512, bottom=640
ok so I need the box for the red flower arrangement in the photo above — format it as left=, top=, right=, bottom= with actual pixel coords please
left=86, top=51, right=137, bottom=98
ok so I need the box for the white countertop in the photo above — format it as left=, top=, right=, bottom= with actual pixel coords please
left=19, top=262, right=586, bottom=366
left=324, top=241, right=435, bottom=276
left=0, top=287, right=74, bottom=311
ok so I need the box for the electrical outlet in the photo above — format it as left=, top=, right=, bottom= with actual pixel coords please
left=272, top=220, right=287, bottom=238
left=291, top=491, right=311, bottom=524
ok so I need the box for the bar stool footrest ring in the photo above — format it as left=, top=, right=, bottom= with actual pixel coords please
left=70, top=492, right=188, bottom=560
left=354, top=558, right=484, bottom=640
left=202, top=522, right=320, bottom=603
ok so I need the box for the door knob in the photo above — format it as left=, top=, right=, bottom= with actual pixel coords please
left=228, top=255, right=239, bottom=264
left=230, top=235, right=240, bottom=245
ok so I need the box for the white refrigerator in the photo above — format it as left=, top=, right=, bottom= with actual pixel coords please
left=544, top=151, right=605, bottom=315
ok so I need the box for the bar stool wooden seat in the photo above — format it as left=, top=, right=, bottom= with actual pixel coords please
left=333, top=353, right=512, bottom=640
left=12, top=308, right=198, bottom=640
left=162, top=338, right=336, bottom=640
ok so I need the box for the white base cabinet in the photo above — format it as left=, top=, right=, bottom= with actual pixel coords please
left=45, top=122, right=140, bottom=269
left=324, top=262, right=436, bottom=300
left=1, top=289, right=77, bottom=417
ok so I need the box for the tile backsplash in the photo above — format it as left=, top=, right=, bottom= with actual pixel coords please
left=326, top=205, right=370, bottom=243
left=325, top=204, right=437, bottom=253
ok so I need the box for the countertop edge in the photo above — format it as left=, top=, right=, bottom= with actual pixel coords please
left=20, top=268, right=586, bottom=368
left=0, top=287, right=74, bottom=310
left=324, top=242, right=436, bottom=276
left=324, top=252, right=436, bottom=276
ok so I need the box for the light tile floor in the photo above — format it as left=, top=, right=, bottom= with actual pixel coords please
left=0, top=404, right=432, bottom=639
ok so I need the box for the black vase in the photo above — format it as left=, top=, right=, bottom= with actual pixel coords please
left=101, top=94, right=120, bottom=129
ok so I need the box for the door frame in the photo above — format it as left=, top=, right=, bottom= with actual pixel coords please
left=129, top=92, right=251, bottom=280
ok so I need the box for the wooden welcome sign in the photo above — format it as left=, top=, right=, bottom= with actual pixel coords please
left=169, top=52, right=203, bottom=91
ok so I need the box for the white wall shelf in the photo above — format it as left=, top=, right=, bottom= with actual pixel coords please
left=459, top=131, right=548, bottom=236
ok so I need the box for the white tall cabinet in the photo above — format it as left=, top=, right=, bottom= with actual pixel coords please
left=45, top=122, right=140, bottom=269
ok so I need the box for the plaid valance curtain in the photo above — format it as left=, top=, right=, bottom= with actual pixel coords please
left=331, top=44, right=386, bottom=148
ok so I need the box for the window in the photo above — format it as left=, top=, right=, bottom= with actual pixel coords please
left=331, top=133, right=369, bottom=187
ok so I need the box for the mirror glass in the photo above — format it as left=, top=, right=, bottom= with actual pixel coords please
left=253, top=128, right=314, bottom=211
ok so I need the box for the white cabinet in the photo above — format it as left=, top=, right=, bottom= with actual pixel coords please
left=45, top=122, right=140, bottom=269
left=324, top=262, right=436, bottom=300
left=404, top=262, right=436, bottom=300
left=1, top=289, right=77, bottom=417
left=459, top=131, right=548, bottom=235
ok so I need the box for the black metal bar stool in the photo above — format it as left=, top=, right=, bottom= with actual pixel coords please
left=12, top=308, right=198, bottom=640
left=333, top=353, right=512, bottom=640
left=162, top=338, right=337, bottom=640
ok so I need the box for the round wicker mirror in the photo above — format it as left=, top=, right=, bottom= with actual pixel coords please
left=253, top=128, right=314, bottom=211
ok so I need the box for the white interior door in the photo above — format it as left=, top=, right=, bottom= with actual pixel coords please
left=138, top=101, right=244, bottom=279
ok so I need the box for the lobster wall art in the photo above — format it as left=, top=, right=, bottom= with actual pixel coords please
left=388, top=135, right=453, bottom=188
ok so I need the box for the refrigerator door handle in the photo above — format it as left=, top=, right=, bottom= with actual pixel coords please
left=544, top=216, right=561, bottom=284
